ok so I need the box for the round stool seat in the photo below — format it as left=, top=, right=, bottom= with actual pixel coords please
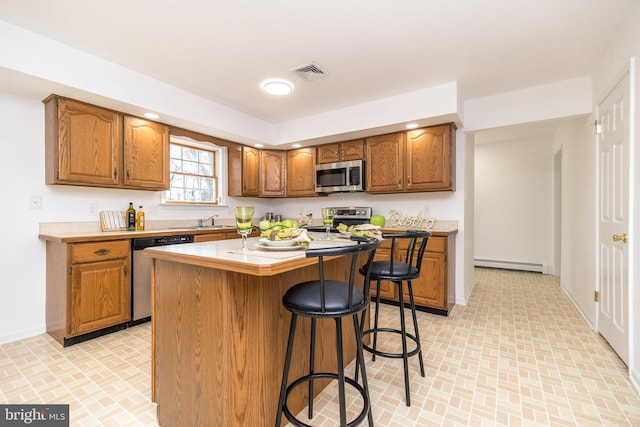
left=283, top=280, right=366, bottom=317
left=367, top=261, right=419, bottom=280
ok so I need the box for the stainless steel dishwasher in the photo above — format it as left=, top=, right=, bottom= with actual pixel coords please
left=131, top=234, right=194, bottom=325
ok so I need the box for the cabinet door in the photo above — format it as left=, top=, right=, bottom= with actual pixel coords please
left=287, top=148, right=317, bottom=196
left=402, top=236, right=447, bottom=308
left=260, top=150, right=286, bottom=197
left=48, top=97, right=122, bottom=186
left=242, top=146, right=260, bottom=196
left=317, top=143, right=340, bottom=164
left=406, top=124, right=454, bottom=191
left=69, top=258, right=131, bottom=336
left=365, top=132, right=404, bottom=193
left=227, top=145, right=243, bottom=197
left=123, top=116, right=169, bottom=189
left=340, top=139, right=364, bottom=161
left=194, top=233, right=226, bottom=243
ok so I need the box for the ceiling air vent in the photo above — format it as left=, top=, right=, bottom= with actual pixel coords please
left=291, top=61, right=328, bottom=81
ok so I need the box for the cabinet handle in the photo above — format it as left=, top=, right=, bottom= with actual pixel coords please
left=114, top=168, right=118, bottom=179
left=612, top=233, right=629, bottom=243
left=407, top=176, right=411, bottom=184
left=94, top=248, right=111, bottom=256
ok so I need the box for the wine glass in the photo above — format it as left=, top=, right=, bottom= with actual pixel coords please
left=321, top=208, right=335, bottom=240
left=234, top=206, right=255, bottom=252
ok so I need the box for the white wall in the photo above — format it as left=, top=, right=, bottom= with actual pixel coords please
left=474, top=135, right=555, bottom=272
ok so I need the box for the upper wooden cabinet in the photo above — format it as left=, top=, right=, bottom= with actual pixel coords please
left=287, top=147, right=317, bottom=197
left=44, top=95, right=169, bottom=190
left=45, top=96, right=122, bottom=187
left=317, top=139, right=364, bottom=164
left=123, top=116, right=169, bottom=189
left=228, top=147, right=286, bottom=197
left=365, top=124, right=455, bottom=193
left=260, top=150, right=286, bottom=197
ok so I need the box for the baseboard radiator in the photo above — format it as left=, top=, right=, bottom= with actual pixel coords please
left=474, top=259, right=545, bottom=273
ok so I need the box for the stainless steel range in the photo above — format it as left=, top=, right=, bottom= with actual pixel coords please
left=306, top=207, right=372, bottom=232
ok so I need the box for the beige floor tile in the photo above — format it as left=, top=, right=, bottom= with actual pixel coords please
left=1, top=268, right=639, bottom=426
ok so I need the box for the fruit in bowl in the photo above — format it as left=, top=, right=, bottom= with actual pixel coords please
left=259, top=227, right=312, bottom=246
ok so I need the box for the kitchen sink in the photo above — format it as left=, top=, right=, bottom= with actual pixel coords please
left=168, top=225, right=235, bottom=230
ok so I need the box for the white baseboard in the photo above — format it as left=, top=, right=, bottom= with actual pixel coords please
left=0, top=326, right=46, bottom=345
left=474, top=259, right=545, bottom=273
left=630, top=366, right=640, bottom=396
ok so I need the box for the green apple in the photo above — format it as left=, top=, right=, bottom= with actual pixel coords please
left=280, top=219, right=299, bottom=229
left=370, top=215, right=386, bottom=227
left=258, top=219, right=272, bottom=231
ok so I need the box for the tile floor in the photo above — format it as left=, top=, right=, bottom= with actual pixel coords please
left=1, top=268, right=639, bottom=426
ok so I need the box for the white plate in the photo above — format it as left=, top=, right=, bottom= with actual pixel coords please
left=254, top=242, right=305, bottom=251
left=336, top=231, right=352, bottom=239
left=258, top=238, right=298, bottom=247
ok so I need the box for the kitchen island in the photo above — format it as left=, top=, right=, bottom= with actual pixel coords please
left=144, top=235, right=369, bottom=427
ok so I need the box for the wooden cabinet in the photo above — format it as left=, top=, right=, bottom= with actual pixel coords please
left=365, top=124, right=455, bottom=193
left=44, top=95, right=169, bottom=190
left=260, top=150, right=286, bottom=197
left=123, top=116, right=169, bottom=189
left=370, top=232, right=455, bottom=315
left=317, top=139, right=364, bottom=164
left=194, top=229, right=259, bottom=242
left=44, top=96, right=122, bottom=187
left=287, top=147, right=317, bottom=197
left=365, top=132, right=404, bottom=193
left=46, top=239, right=131, bottom=346
left=242, top=146, right=260, bottom=196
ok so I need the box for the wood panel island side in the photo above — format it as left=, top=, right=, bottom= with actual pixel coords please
left=143, top=236, right=369, bottom=427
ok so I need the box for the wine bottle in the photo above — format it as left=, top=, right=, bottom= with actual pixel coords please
left=136, top=206, right=145, bottom=231
left=127, top=203, right=136, bottom=231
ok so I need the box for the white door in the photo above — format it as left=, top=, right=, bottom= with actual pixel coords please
left=597, top=71, right=630, bottom=365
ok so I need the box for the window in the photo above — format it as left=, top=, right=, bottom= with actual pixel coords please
left=166, top=140, right=220, bottom=204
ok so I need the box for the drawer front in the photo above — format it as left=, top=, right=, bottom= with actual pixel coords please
left=426, top=236, right=446, bottom=253
left=71, top=240, right=130, bottom=263
left=379, top=234, right=445, bottom=253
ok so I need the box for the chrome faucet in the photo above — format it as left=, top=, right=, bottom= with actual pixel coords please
left=199, top=214, right=218, bottom=227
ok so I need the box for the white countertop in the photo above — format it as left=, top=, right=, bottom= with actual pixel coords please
left=142, top=233, right=360, bottom=275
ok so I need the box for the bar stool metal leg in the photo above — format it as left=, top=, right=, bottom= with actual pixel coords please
left=396, top=281, right=411, bottom=406
left=309, top=318, right=316, bottom=419
left=276, top=314, right=298, bottom=427
left=407, top=280, right=425, bottom=377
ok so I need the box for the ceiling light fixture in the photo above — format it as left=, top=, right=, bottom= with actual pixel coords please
left=405, top=123, right=419, bottom=129
left=144, top=112, right=160, bottom=120
left=261, top=79, right=294, bottom=96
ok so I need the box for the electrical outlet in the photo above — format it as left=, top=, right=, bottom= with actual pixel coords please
left=88, top=203, right=98, bottom=216
left=424, top=205, right=431, bottom=218
left=29, top=195, right=43, bottom=210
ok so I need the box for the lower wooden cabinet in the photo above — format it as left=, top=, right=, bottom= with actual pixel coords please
left=369, top=231, right=455, bottom=315
left=194, top=229, right=260, bottom=242
left=46, top=239, right=131, bottom=346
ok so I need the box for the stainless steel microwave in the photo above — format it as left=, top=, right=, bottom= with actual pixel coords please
left=315, top=160, right=365, bottom=193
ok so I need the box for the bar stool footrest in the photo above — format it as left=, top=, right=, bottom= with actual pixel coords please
left=283, top=372, right=370, bottom=427
left=362, top=327, right=421, bottom=359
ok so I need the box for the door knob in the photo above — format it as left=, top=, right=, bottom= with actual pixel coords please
left=612, top=233, right=629, bottom=243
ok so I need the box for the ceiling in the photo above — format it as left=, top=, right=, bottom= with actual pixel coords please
left=0, top=0, right=636, bottom=129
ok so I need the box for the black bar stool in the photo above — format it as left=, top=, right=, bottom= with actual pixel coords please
left=357, top=230, right=430, bottom=406
left=275, top=236, right=379, bottom=427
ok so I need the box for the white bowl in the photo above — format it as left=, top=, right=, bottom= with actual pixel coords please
left=258, top=238, right=298, bottom=247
